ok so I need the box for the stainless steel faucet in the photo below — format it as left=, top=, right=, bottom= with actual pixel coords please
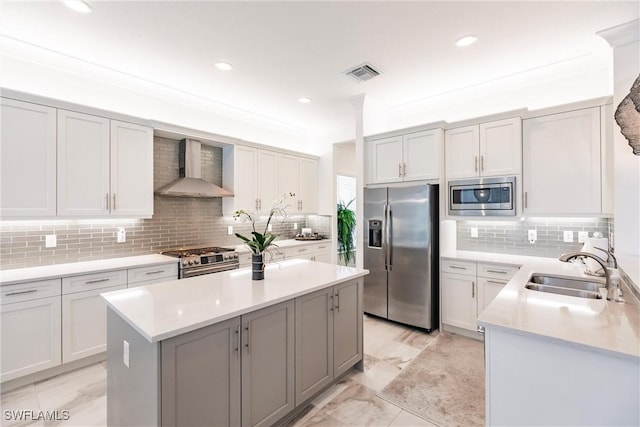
left=558, top=251, right=624, bottom=302
left=594, top=246, right=617, bottom=268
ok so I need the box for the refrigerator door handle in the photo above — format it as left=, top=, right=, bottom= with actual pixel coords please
left=382, top=203, right=388, bottom=271
left=387, top=206, right=393, bottom=271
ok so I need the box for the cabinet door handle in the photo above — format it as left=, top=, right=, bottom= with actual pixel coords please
left=449, top=265, right=467, bottom=270
left=106, top=193, right=110, bottom=210
left=334, top=292, right=340, bottom=312
left=244, top=324, right=251, bottom=353
left=5, top=289, right=38, bottom=296
left=235, top=326, right=240, bottom=358
left=475, top=156, right=478, bottom=172
left=259, top=199, right=262, bottom=210
left=398, top=163, right=402, bottom=178
left=330, top=295, right=334, bottom=311
left=524, top=192, right=528, bottom=209
left=86, top=278, right=110, bottom=285
left=403, top=162, right=407, bottom=177
left=480, top=156, right=484, bottom=172
left=486, top=269, right=507, bottom=274
left=145, top=270, right=165, bottom=275
left=318, top=246, right=326, bottom=249
left=112, top=193, right=116, bottom=210
left=486, top=280, right=507, bottom=285
left=471, top=281, right=475, bottom=298
left=255, top=199, right=259, bottom=210
left=298, top=248, right=307, bottom=252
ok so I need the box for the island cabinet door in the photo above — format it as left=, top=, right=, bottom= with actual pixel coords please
left=241, top=300, right=295, bottom=427
left=161, top=316, right=241, bottom=427
left=333, top=280, right=363, bottom=377
left=295, top=287, right=334, bottom=406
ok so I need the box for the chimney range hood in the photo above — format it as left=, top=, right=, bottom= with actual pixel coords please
left=155, top=139, right=234, bottom=198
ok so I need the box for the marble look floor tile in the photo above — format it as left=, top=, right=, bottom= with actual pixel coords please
left=402, top=329, right=439, bottom=350
left=319, top=381, right=402, bottom=426
left=351, top=344, right=422, bottom=392
left=1, top=384, right=42, bottom=427
left=34, top=364, right=106, bottom=424
left=388, top=410, right=439, bottom=427
left=43, top=396, right=106, bottom=427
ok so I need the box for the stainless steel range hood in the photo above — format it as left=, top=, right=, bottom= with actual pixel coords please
left=155, top=139, right=234, bottom=198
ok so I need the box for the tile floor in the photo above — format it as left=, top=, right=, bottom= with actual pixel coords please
left=1, top=315, right=441, bottom=427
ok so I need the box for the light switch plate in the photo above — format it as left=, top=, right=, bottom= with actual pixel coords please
left=578, top=231, right=589, bottom=243
left=45, top=234, right=57, bottom=248
left=471, top=227, right=478, bottom=238
left=293, top=223, right=298, bottom=230
left=528, top=229, right=537, bottom=244
left=267, top=224, right=273, bottom=232
left=117, top=228, right=126, bottom=243
left=227, top=226, right=233, bottom=235
left=563, top=231, right=573, bottom=242
left=123, top=340, right=130, bottom=368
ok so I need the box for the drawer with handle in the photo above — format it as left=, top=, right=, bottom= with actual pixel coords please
left=477, top=263, right=520, bottom=280
left=62, top=270, right=127, bottom=294
left=128, top=263, right=178, bottom=285
left=1, top=279, right=62, bottom=305
left=441, top=260, right=477, bottom=276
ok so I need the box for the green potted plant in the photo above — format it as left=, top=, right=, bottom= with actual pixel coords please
left=337, top=199, right=356, bottom=266
left=234, top=193, right=294, bottom=280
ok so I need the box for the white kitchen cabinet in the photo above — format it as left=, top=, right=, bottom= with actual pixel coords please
left=445, top=118, right=521, bottom=180
left=297, top=157, right=318, bottom=213
left=0, top=98, right=57, bottom=218
left=277, top=153, right=300, bottom=210
left=57, top=109, right=111, bottom=217
left=58, top=110, right=153, bottom=218
left=127, top=263, right=178, bottom=286
left=257, top=149, right=279, bottom=213
left=441, top=260, right=519, bottom=332
left=223, top=145, right=258, bottom=216
left=109, top=120, right=154, bottom=217
left=523, top=107, right=601, bottom=215
left=1, top=296, right=62, bottom=382
left=62, top=284, right=126, bottom=362
left=369, top=129, right=441, bottom=184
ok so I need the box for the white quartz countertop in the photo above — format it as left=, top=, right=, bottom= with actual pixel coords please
left=0, top=254, right=178, bottom=286
left=462, top=252, right=640, bottom=360
left=102, top=259, right=368, bottom=343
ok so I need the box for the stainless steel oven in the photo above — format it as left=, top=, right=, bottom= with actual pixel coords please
left=448, top=176, right=516, bottom=216
left=161, top=247, right=240, bottom=279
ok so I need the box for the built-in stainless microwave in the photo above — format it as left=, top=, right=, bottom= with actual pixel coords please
left=448, top=176, right=516, bottom=216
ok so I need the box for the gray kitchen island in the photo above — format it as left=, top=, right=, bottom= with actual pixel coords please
left=102, top=259, right=368, bottom=427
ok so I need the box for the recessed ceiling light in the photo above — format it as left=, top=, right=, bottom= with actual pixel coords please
left=454, top=35, right=478, bottom=47
left=62, top=0, right=92, bottom=13
left=298, top=97, right=312, bottom=104
left=215, top=62, right=234, bottom=71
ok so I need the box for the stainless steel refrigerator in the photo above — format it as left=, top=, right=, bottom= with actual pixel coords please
left=363, top=184, right=439, bottom=331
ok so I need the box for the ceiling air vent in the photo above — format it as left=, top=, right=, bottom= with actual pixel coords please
left=345, top=63, right=381, bottom=83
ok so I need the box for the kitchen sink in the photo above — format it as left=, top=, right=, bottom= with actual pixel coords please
left=529, top=274, right=602, bottom=293
left=525, top=283, right=602, bottom=299
left=526, top=274, right=604, bottom=300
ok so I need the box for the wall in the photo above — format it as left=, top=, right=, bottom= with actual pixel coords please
left=0, top=138, right=330, bottom=270
left=457, top=218, right=610, bottom=258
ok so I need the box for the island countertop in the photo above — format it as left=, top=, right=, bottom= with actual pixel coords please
left=102, top=259, right=368, bottom=343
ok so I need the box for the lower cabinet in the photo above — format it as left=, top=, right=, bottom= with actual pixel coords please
left=161, top=317, right=242, bottom=427
left=295, top=280, right=363, bottom=405
left=441, top=259, right=519, bottom=333
left=0, top=295, right=62, bottom=382
left=62, top=285, right=126, bottom=362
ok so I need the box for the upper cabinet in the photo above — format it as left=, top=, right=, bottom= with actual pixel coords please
left=368, top=129, right=442, bottom=185
left=0, top=98, right=57, bottom=218
left=1, top=98, right=154, bottom=219
left=223, top=145, right=319, bottom=215
left=57, top=110, right=153, bottom=217
left=523, top=107, right=603, bottom=215
left=445, top=117, right=522, bottom=180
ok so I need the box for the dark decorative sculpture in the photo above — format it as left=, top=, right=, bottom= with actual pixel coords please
left=614, top=74, right=640, bottom=155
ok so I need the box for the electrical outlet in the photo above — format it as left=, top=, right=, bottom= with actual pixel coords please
left=227, top=226, right=233, bottom=235
left=123, top=340, right=130, bottom=368
left=528, top=229, right=537, bottom=244
left=563, top=231, right=573, bottom=242
left=578, top=231, right=589, bottom=243
left=609, top=232, right=615, bottom=249
left=471, top=227, right=478, bottom=238
left=45, top=234, right=57, bottom=248
left=117, top=228, right=126, bottom=243
left=294, top=223, right=298, bottom=230
left=267, top=224, right=273, bottom=232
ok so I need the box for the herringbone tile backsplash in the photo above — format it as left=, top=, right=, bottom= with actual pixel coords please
left=0, top=137, right=330, bottom=269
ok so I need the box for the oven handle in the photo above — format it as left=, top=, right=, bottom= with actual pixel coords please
left=180, top=264, right=239, bottom=278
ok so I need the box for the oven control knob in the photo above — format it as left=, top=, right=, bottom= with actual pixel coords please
left=182, top=260, right=189, bottom=266
left=188, top=259, right=194, bottom=265
left=224, top=254, right=230, bottom=260
left=233, top=253, right=238, bottom=258
left=194, top=259, right=200, bottom=264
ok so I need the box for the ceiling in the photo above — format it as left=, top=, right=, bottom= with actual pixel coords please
left=1, top=1, right=638, bottom=137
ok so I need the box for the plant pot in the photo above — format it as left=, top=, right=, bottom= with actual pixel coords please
left=251, top=253, right=265, bottom=280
